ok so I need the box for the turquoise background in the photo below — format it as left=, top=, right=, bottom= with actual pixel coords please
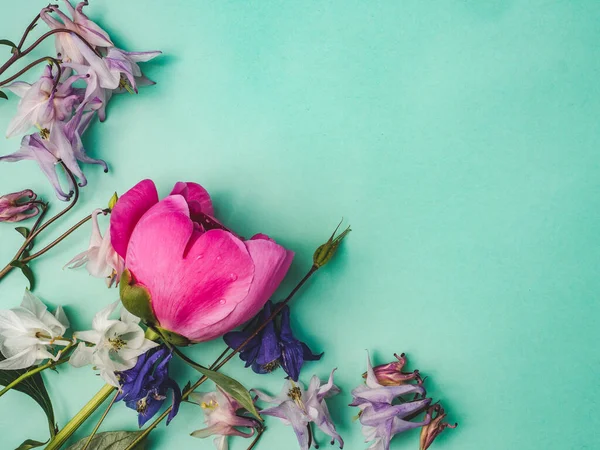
left=1, top=0, right=599, bottom=449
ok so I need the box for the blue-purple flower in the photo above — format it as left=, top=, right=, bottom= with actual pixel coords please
left=116, top=345, right=182, bottom=427
left=223, top=301, right=322, bottom=381
left=351, top=354, right=432, bottom=450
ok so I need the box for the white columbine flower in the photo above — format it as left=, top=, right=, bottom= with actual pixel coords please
left=69, top=301, right=158, bottom=386
left=65, top=208, right=124, bottom=287
left=0, top=290, right=70, bottom=370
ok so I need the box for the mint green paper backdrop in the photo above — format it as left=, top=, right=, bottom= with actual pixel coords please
left=0, top=1, right=599, bottom=449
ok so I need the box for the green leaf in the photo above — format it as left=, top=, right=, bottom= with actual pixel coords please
left=15, top=226, right=30, bottom=239
left=0, top=355, right=56, bottom=438
left=0, top=39, right=16, bottom=48
left=9, top=261, right=34, bottom=290
left=15, top=439, right=48, bottom=450
left=66, top=431, right=147, bottom=450
left=0, top=90, right=7, bottom=100
left=191, top=365, right=261, bottom=420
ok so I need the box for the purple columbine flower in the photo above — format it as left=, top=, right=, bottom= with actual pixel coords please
left=116, top=345, right=182, bottom=427
left=223, top=301, right=322, bottom=381
left=252, top=369, right=344, bottom=450
left=0, top=189, right=41, bottom=222
left=350, top=353, right=432, bottom=450
left=4, top=65, right=83, bottom=138
left=0, top=100, right=106, bottom=200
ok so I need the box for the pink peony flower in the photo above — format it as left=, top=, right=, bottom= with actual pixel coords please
left=110, top=179, right=294, bottom=343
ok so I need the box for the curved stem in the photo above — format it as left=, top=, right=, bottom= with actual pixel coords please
left=124, top=265, right=320, bottom=450
left=81, top=391, right=119, bottom=450
left=0, top=343, right=73, bottom=399
left=246, top=427, right=265, bottom=450
left=45, top=384, right=116, bottom=450
left=0, top=56, right=59, bottom=87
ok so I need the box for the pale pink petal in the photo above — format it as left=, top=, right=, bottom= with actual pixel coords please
left=110, top=179, right=159, bottom=258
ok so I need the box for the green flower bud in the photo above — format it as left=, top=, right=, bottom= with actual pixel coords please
left=108, top=192, right=119, bottom=211
left=119, top=268, right=157, bottom=325
left=313, top=220, right=351, bottom=268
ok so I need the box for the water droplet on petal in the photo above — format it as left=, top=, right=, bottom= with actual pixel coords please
left=195, top=254, right=203, bottom=260
left=216, top=256, right=222, bottom=261
left=229, top=273, right=237, bottom=281
left=219, top=299, right=226, bottom=305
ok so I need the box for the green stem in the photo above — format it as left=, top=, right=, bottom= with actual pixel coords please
left=246, top=427, right=265, bottom=450
left=45, top=384, right=116, bottom=450
left=81, top=391, right=119, bottom=450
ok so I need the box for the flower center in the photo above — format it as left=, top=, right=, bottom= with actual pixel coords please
left=39, top=128, right=50, bottom=140
left=136, top=397, right=148, bottom=413
left=287, top=385, right=303, bottom=409
left=119, top=74, right=135, bottom=94
left=108, top=337, right=126, bottom=351
left=262, top=360, right=281, bottom=373
left=200, top=400, right=219, bottom=410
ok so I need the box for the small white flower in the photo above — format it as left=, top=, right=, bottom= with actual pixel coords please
left=65, top=209, right=124, bottom=287
left=0, top=290, right=70, bottom=370
left=69, top=300, right=158, bottom=386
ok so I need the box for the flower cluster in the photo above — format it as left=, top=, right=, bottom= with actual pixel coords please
left=0, top=1, right=160, bottom=200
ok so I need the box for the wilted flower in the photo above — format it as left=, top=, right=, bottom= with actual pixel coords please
left=69, top=301, right=158, bottom=386
left=252, top=369, right=344, bottom=450
left=351, top=354, right=431, bottom=450
left=116, top=346, right=181, bottom=427
left=0, top=290, right=70, bottom=370
left=66, top=208, right=124, bottom=287
left=419, top=404, right=457, bottom=450
left=4, top=65, right=82, bottom=138
left=224, top=301, right=322, bottom=381
left=40, top=1, right=113, bottom=64
left=362, top=352, right=421, bottom=387
left=190, top=387, right=259, bottom=450
left=0, top=189, right=41, bottom=222
left=112, top=179, right=294, bottom=343
left=0, top=103, right=106, bottom=200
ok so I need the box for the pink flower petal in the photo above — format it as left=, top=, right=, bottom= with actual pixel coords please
left=110, top=179, right=159, bottom=258
left=170, top=181, right=214, bottom=216
left=126, top=199, right=255, bottom=342
left=198, top=237, right=294, bottom=340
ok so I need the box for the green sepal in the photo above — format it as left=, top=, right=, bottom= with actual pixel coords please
left=10, top=261, right=35, bottom=290
left=0, top=90, right=7, bottom=100
left=156, top=327, right=191, bottom=347
left=108, top=192, right=119, bottom=211
left=119, top=269, right=156, bottom=324
left=313, top=221, right=351, bottom=268
left=15, top=226, right=30, bottom=239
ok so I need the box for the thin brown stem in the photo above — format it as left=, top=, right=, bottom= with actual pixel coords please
left=81, top=391, right=119, bottom=450
left=0, top=56, right=59, bottom=87
left=124, top=265, right=320, bottom=450
left=246, top=427, right=265, bottom=450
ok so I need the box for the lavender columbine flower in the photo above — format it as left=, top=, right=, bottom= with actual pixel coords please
left=252, top=369, right=344, bottom=450
left=362, top=352, right=422, bottom=387
left=0, top=102, right=106, bottom=200
left=224, top=301, right=322, bottom=381
left=419, top=404, right=457, bottom=450
left=351, top=354, right=432, bottom=450
left=0, top=189, right=41, bottom=222
left=116, top=345, right=181, bottom=427
left=4, top=65, right=83, bottom=138
left=40, top=1, right=114, bottom=64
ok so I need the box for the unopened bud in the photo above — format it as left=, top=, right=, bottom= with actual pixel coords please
left=108, top=192, right=119, bottom=211
left=313, top=220, right=351, bottom=268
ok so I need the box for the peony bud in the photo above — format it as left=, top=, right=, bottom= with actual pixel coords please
left=0, top=189, right=41, bottom=222
left=362, top=352, right=422, bottom=386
